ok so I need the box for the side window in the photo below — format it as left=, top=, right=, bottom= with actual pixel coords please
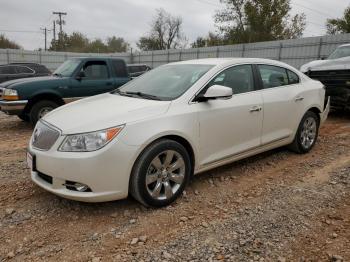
left=258, top=65, right=288, bottom=88
left=287, top=70, right=300, bottom=85
left=16, top=66, right=34, bottom=74
left=81, top=61, right=109, bottom=79
left=208, top=65, right=255, bottom=95
left=113, top=60, right=128, bottom=78
left=0, top=66, right=16, bottom=75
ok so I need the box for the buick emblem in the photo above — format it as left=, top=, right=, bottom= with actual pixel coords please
left=33, top=128, right=41, bottom=143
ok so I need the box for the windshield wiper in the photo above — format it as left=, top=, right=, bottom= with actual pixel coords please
left=116, top=90, right=161, bottom=100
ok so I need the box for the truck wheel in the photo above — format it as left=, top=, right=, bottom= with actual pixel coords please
left=29, top=100, right=59, bottom=125
left=17, top=113, right=30, bottom=122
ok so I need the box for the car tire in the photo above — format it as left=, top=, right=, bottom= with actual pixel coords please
left=129, top=139, right=192, bottom=207
left=288, top=111, right=320, bottom=154
left=29, top=100, right=59, bottom=125
left=17, top=113, right=30, bottom=122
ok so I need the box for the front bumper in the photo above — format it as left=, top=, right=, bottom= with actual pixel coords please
left=320, top=96, right=330, bottom=124
left=0, top=99, right=28, bottom=115
left=28, top=134, right=139, bottom=203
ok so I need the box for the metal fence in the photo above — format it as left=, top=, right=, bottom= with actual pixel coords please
left=1, top=33, right=350, bottom=71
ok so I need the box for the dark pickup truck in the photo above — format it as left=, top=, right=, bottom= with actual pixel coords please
left=0, top=57, right=130, bottom=124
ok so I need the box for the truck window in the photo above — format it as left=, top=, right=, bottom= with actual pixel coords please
left=0, top=66, right=16, bottom=75
left=82, top=61, right=109, bottom=79
left=113, top=60, right=128, bottom=78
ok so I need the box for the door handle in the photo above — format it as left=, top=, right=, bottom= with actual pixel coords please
left=295, top=96, right=304, bottom=102
left=249, top=106, right=262, bottom=113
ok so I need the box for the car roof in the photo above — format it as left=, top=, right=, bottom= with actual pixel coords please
left=1, top=63, right=42, bottom=66
left=169, top=58, right=292, bottom=68
left=338, top=43, right=350, bottom=48
left=71, top=57, right=125, bottom=61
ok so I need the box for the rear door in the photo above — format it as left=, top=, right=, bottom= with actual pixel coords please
left=70, top=60, right=114, bottom=97
left=256, top=64, right=305, bottom=145
left=196, top=64, right=264, bottom=166
left=0, top=65, right=17, bottom=82
left=15, top=65, right=35, bottom=79
left=110, top=60, right=130, bottom=88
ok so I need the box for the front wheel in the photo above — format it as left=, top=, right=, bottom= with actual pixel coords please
left=29, top=100, right=59, bottom=125
left=129, top=139, right=192, bottom=207
left=288, top=111, right=320, bottom=154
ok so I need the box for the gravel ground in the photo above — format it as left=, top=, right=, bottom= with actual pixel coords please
left=0, top=111, right=349, bottom=262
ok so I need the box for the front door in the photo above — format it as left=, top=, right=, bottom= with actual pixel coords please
left=70, top=60, right=114, bottom=98
left=196, top=64, right=264, bottom=166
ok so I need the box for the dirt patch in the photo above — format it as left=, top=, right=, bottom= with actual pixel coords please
left=0, top=111, right=349, bottom=261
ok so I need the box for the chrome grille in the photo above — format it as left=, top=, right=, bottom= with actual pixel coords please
left=32, top=121, right=60, bottom=151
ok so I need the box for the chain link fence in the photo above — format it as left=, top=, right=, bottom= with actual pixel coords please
left=1, top=33, right=350, bottom=71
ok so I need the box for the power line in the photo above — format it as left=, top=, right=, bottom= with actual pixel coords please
left=291, top=2, right=335, bottom=19
left=53, top=11, right=67, bottom=36
left=0, top=29, right=41, bottom=34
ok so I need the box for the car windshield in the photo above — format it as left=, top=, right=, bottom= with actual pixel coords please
left=53, top=59, right=81, bottom=77
left=115, top=64, right=213, bottom=100
left=328, top=46, right=350, bottom=60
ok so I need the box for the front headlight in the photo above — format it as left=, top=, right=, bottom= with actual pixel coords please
left=58, top=125, right=124, bottom=152
left=3, top=88, right=19, bottom=100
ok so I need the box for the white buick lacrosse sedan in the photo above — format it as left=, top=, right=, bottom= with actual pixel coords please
left=27, top=58, right=329, bottom=207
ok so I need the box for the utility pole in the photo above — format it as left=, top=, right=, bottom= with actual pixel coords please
left=53, top=20, right=56, bottom=42
left=40, top=27, right=51, bottom=51
left=52, top=11, right=67, bottom=35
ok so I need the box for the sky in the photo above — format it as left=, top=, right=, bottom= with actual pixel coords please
left=0, top=0, right=349, bottom=51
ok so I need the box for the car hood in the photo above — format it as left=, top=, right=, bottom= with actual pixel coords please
left=300, top=56, right=350, bottom=72
left=0, top=76, right=58, bottom=88
left=43, top=93, right=171, bottom=134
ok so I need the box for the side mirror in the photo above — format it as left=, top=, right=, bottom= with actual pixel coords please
left=76, top=71, right=86, bottom=80
left=197, top=85, right=233, bottom=102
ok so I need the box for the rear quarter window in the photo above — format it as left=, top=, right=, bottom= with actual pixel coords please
left=113, top=60, right=128, bottom=78
left=287, top=70, right=300, bottom=85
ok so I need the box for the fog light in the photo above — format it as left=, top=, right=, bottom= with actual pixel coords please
left=75, top=183, right=89, bottom=192
left=64, top=181, right=91, bottom=192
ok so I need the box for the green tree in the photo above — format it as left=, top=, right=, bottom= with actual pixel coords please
left=215, top=0, right=306, bottom=44
left=0, top=34, right=21, bottom=49
left=49, top=32, right=129, bottom=53
left=326, top=6, right=350, bottom=34
left=191, top=32, right=224, bottom=48
left=137, top=8, right=186, bottom=51
left=107, top=36, right=129, bottom=52
left=86, top=39, right=109, bottom=53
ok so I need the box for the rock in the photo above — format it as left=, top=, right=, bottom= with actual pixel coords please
left=5, top=208, right=15, bottom=215
left=331, top=233, right=338, bottom=239
left=129, top=219, right=136, bottom=224
left=277, top=257, right=286, bottom=262
left=180, top=216, right=188, bottom=222
left=110, top=212, right=118, bottom=218
left=330, top=255, right=343, bottom=262
left=194, top=190, right=199, bottom=195
left=130, top=238, right=139, bottom=245
left=139, top=235, right=147, bottom=242
left=201, top=222, right=209, bottom=228
left=7, top=251, right=15, bottom=258
left=162, top=251, right=172, bottom=259
left=91, top=257, right=101, bottom=262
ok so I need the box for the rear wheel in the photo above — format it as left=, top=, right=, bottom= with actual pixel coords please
left=288, top=111, right=320, bottom=154
left=129, top=139, right=192, bottom=207
left=29, top=100, right=59, bottom=125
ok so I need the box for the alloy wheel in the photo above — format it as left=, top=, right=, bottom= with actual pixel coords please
left=300, top=117, right=317, bottom=149
left=146, top=150, right=186, bottom=201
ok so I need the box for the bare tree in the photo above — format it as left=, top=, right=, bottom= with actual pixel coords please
left=137, top=9, right=186, bottom=51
